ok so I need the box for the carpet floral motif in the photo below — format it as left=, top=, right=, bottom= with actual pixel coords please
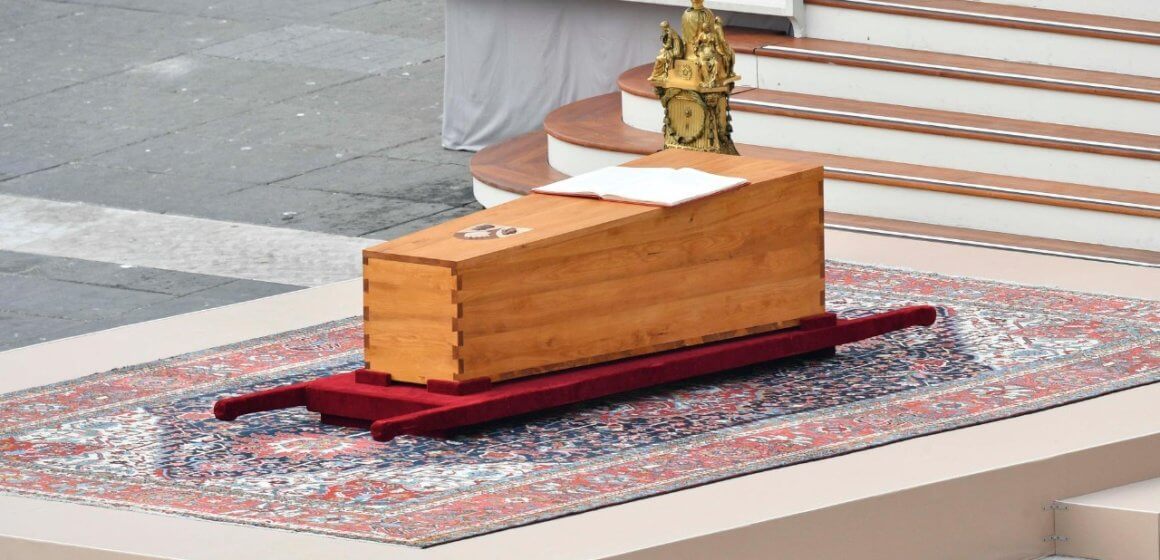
left=0, top=262, right=1156, bottom=546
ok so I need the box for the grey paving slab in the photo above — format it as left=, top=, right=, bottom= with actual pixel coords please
left=0, top=40, right=137, bottom=106
left=119, top=54, right=364, bottom=104
left=291, top=57, right=444, bottom=123
left=0, top=250, right=48, bottom=274
left=0, top=274, right=173, bottom=321
left=0, top=311, right=87, bottom=351
left=183, top=184, right=453, bottom=236
left=0, top=6, right=278, bottom=106
left=0, top=114, right=162, bottom=180
left=324, top=0, right=444, bottom=41
left=7, top=6, right=273, bottom=61
left=0, top=74, right=76, bottom=108
left=201, top=24, right=442, bottom=74
left=0, top=252, right=301, bottom=351
left=0, top=162, right=252, bottom=213
left=58, top=0, right=383, bottom=23
left=362, top=202, right=483, bottom=240
left=0, top=194, right=114, bottom=248
left=274, top=155, right=474, bottom=205
left=0, top=194, right=376, bottom=286
left=0, top=0, right=76, bottom=32
left=178, top=98, right=432, bottom=155
left=0, top=250, right=234, bottom=296
left=378, top=135, right=473, bottom=166
left=216, top=0, right=386, bottom=21
left=0, top=78, right=254, bottom=132
left=96, top=278, right=300, bottom=327
left=81, top=130, right=362, bottom=184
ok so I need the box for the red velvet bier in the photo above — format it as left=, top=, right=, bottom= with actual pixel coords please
left=214, top=306, right=937, bottom=441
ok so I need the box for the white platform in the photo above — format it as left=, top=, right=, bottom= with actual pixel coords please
left=1055, top=478, right=1160, bottom=560
left=1, top=231, right=1158, bottom=560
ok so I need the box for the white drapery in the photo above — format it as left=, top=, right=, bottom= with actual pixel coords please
left=442, top=0, right=787, bottom=151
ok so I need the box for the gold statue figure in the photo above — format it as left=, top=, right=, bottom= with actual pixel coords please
left=649, top=21, right=683, bottom=82
left=713, top=17, right=736, bottom=85
left=649, top=0, right=739, bottom=155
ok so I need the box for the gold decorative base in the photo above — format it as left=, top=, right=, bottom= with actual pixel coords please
left=658, top=87, right=739, bottom=156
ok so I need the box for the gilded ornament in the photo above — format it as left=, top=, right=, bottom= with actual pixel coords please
left=650, top=0, right=739, bottom=155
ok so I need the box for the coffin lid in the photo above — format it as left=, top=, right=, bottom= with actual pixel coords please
left=364, top=151, right=820, bottom=269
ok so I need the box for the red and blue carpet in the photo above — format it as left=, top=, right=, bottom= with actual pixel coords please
left=0, top=262, right=1156, bottom=547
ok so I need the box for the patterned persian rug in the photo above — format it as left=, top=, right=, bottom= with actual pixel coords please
left=0, top=262, right=1156, bottom=547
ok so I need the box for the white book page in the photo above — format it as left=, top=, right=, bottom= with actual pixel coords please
left=532, top=167, right=748, bottom=207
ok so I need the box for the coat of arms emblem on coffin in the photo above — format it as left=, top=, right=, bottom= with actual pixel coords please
left=649, top=0, right=740, bottom=155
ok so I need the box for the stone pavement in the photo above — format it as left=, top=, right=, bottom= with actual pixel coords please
left=0, top=0, right=481, bottom=351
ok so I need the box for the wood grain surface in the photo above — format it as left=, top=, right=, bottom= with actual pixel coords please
left=367, top=151, right=825, bottom=384
left=363, top=258, right=458, bottom=379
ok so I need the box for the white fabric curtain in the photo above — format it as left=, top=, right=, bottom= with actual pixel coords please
left=442, top=0, right=787, bottom=151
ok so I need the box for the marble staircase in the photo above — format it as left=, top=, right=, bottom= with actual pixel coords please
left=470, top=0, right=1160, bottom=265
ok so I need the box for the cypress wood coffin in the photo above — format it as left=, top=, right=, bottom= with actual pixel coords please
left=362, top=150, right=825, bottom=385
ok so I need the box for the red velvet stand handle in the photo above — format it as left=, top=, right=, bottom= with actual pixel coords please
left=214, top=382, right=308, bottom=421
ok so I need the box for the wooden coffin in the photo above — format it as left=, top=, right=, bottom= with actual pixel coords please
left=362, top=150, right=825, bottom=385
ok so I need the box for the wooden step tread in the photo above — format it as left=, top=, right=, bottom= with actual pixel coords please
left=757, top=35, right=1160, bottom=101
left=721, top=26, right=790, bottom=53
left=806, top=0, right=1160, bottom=44
left=620, top=65, right=1160, bottom=160
left=470, top=130, right=1160, bottom=267
left=548, top=93, right=1160, bottom=218
left=470, top=131, right=566, bottom=194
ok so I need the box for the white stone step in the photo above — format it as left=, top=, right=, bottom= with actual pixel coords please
left=751, top=38, right=1160, bottom=135
left=961, top=0, right=1159, bottom=22
left=619, top=89, right=1160, bottom=194
left=1053, top=477, right=1160, bottom=560
left=803, top=0, right=1160, bottom=77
